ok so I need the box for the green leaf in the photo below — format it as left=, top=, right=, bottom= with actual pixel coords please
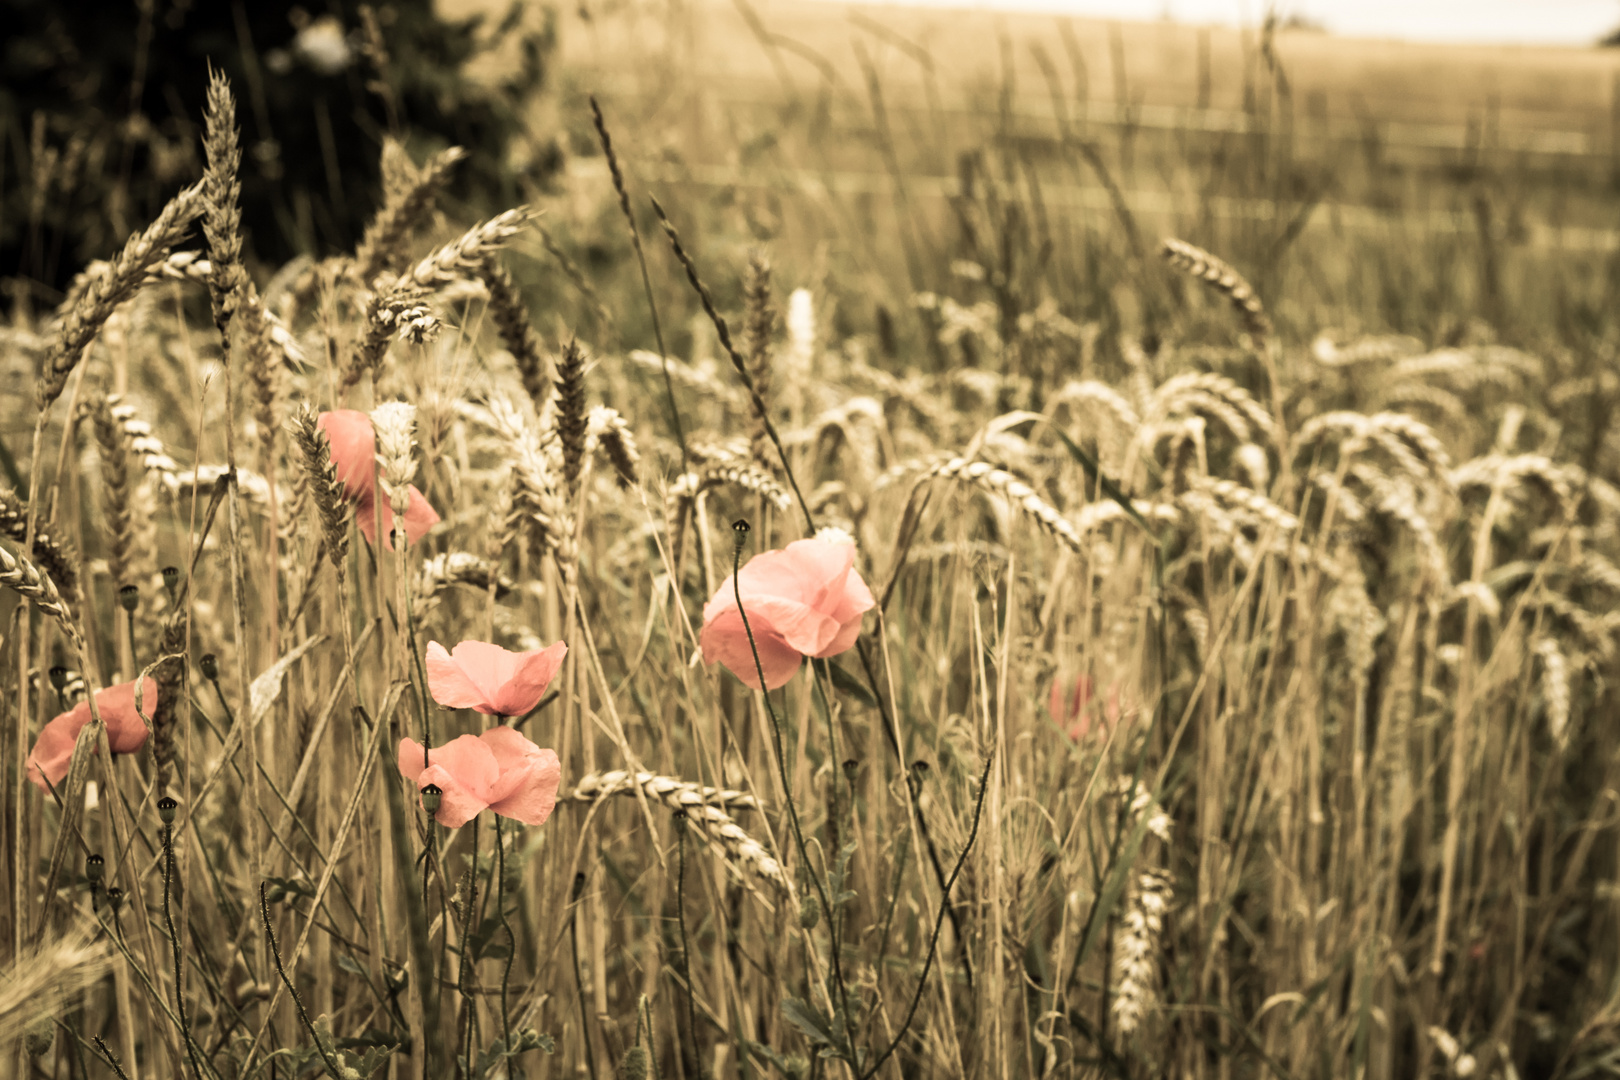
left=827, top=660, right=878, bottom=708
left=780, top=997, right=835, bottom=1047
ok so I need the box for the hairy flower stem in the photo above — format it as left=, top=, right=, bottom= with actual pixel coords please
left=460, top=816, right=481, bottom=1079
left=495, top=816, right=514, bottom=1049
left=260, top=882, right=346, bottom=1079
left=163, top=820, right=213, bottom=1080
left=729, top=521, right=855, bottom=1061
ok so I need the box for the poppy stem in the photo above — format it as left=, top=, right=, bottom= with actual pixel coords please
left=162, top=817, right=214, bottom=1080
left=259, top=881, right=346, bottom=1080
left=459, top=815, right=481, bottom=1080
left=91, top=1035, right=133, bottom=1080
left=495, top=815, right=514, bottom=1050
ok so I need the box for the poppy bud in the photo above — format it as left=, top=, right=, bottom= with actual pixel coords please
left=199, top=653, right=219, bottom=681
left=86, top=853, right=104, bottom=884
left=618, top=1045, right=650, bottom=1080
left=158, top=796, right=178, bottom=824
left=420, top=783, right=442, bottom=815
left=161, top=566, right=180, bottom=596
left=118, top=584, right=139, bottom=613
left=798, top=892, right=821, bottom=929
left=49, top=666, right=69, bottom=692
left=24, top=1019, right=53, bottom=1058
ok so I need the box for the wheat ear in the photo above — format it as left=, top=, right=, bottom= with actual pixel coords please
left=1161, top=238, right=1271, bottom=350
left=568, top=771, right=784, bottom=888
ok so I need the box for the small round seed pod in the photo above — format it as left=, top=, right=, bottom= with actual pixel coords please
left=798, top=892, right=821, bottom=930
left=842, top=758, right=859, bottom=783
left=732, top=518, right=751, bottom=553
left=420, top=783, right=442, bottom=815
left=86, top=853, right=105, bottom=885
left=161, top=566, right=181, bottom=596
left=118, top=584, right=139, bottom=612
left=106, top=887, right=124, bottom=913
left=157, top=796, right=179, bottom=824
left=49, top=666, right=70, bottom=692
left=199, top=653, right=219, bottom=681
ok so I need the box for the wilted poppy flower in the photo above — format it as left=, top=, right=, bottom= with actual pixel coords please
left=316, top=409, right=440, bottom=548
left=425, top=639, right=567, bottom=717
left=27, top=677, right=157, bottom=791
left=1049, top=673, right=1131, bottom=742
left=397, top=727, right=561, bottom=828
left=700, top=531, right=876, bottom=691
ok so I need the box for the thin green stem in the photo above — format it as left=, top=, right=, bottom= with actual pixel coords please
left=495, top=815, right=514, bottom=1049
left=164, top=818, right=216, bottom=1080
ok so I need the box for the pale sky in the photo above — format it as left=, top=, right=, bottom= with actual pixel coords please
left=857, top=0, right=1620, bottom=46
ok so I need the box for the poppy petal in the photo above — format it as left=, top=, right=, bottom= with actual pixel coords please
left=425, top=642, right=495, bottom=712
left=490, top=642, right=566, bottom=718
left=700, top=607, right=803, bottom=690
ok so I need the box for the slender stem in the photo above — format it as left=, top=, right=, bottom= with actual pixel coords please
left=460, top=816, right=480, bottom=1080
left=259, top=882, right=346, bottom=1079
left=588, top=95, right=687, bottom=471
left=675, top=815, right=702, bottom=1077
left=495, top=816, right=514, bottom=1049
left=859, top=751, right=996, bottom=1080
left=163, top=820, right=212, bottom=1080
left=569, top=873, right=599, bottom=1080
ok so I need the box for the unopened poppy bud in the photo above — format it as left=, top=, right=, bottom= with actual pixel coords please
left=798, top=892, right=821, bottom=929
left=618, top=1044, right=650, bottom=1080
left=199, top=653, right=219, bottom=681
left=118, top=584, right=139, bottom=612
left=24, top=1019, right=53, bottom=1058
left=161, top=566, right=180, bottom=596
left=49, top=666, right=69, bottom=691
left=420, top=783, right=442, bottom=815
left=86, top=853, right=104, bottom=884
left=157, top=796, right=178, bottom=824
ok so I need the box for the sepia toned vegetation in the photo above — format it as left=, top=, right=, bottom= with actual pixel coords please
left=6, top=3, right=1620, bottom=1079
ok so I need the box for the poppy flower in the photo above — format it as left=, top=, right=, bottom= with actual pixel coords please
left=397, top=728, right=562, bottom=828
left=1049, top=673, right=1131, bottom=742
left=27, top=677, right=157, bottom=791
left=425, top=639, right=567, bottom=717
left=700, top=531, right=876, bottom=691
left=316, top=409, right=440, bottom=548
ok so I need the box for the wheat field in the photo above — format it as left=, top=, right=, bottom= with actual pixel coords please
left=4, top=4, right=1620, bottom=1080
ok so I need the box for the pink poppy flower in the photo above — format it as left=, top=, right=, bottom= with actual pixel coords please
left=27, top=677, right=157, bottom=791
left=1049, top=673, right=1131, bottom=742
left=700, top=532, right=876, bottom=691
left=425, top=639, right=567, bottom=717
left=316, top=409, right=440, bottom=548
left=397, top=728, right=562, bottom=828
